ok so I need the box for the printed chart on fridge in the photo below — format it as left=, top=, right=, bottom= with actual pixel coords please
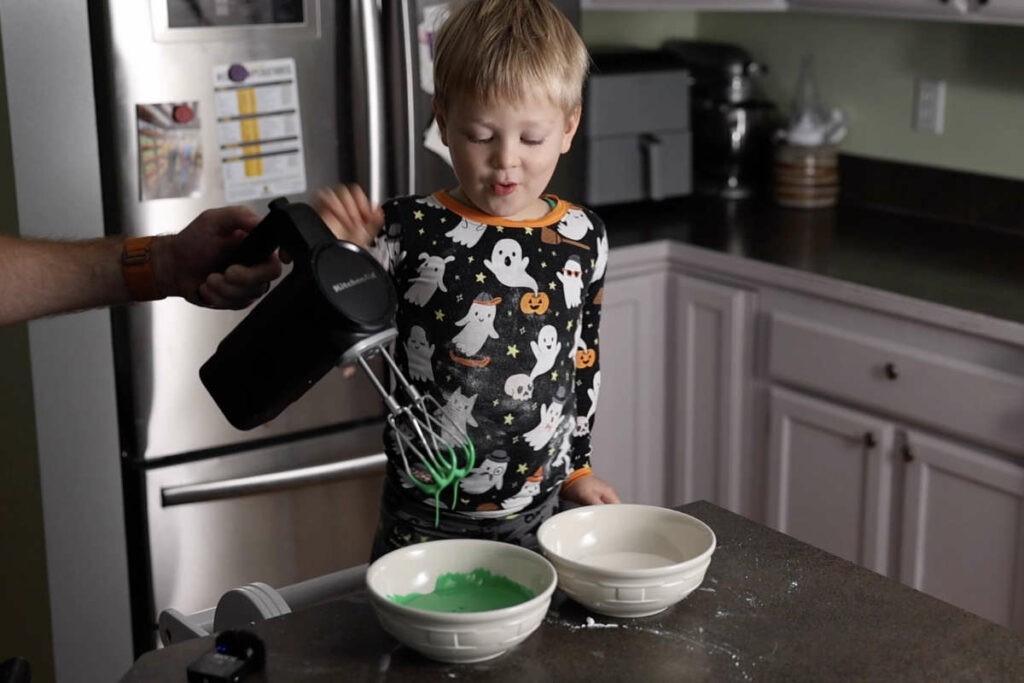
left=214, top=57, right=307, bottom=202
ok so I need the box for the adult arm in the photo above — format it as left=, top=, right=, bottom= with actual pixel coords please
left=0, top=205, right=282, bottom=326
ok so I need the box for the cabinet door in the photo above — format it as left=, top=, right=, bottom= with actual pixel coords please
left=900, top=430, right=1024, bottom=633
left=583, top=0, right=786, bottom=9
left=592, top=271, right=670, bottom=505
left=767, top=387, right=895, bottom=573
left=668, top=272, right=750, bottom=512
left=788, top=0, right=962, bottom=19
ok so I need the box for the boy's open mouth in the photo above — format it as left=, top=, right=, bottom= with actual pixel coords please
left=493, top=182, right=517, bottom=196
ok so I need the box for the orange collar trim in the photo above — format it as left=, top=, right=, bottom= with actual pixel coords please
left=434, top=190, right=571, bottom=228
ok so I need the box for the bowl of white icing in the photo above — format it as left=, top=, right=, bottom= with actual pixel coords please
left=366, top=539, right=557, bottom=663
left=537, top=504, right=716, bottom=618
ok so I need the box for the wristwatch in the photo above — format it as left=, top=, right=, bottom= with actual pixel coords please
left=121, top=236, right=166, bottom=302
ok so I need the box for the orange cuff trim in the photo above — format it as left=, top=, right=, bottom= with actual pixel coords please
left=562, top=467, right=593, bottom=489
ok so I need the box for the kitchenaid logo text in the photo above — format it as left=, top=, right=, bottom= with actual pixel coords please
left=331, top=272, right=377, bottom=294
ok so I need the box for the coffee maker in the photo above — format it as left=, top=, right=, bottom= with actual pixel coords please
left=663, top=40, right=781, bottom=200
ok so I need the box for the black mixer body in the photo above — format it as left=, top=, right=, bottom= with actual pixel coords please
left=200, top=198, right=397, bottom=431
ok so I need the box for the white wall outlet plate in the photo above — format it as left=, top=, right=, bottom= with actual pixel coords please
left=913, top=79, right=946, bottom=135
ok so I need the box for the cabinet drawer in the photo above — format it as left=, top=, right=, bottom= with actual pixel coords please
left=768, top=313, right=1024, bottom=455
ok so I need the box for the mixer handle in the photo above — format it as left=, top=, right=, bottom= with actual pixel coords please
left=226, top=197, right=339, bottom=270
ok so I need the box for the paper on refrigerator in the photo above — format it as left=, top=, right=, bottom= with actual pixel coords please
left=213, top=57, right=307, bottom=203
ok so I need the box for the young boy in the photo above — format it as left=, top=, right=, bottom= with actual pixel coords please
left=317, top=0, right=619, bottom=559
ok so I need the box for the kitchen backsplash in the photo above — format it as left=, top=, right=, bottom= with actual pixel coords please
left=583, top=9, right=1024, bottom=183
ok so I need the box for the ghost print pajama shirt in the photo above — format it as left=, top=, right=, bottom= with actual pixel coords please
left=369, top=191, right=609, bottom=552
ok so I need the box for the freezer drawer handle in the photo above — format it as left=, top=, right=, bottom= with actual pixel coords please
left=161, top=453, right=387, bottom=507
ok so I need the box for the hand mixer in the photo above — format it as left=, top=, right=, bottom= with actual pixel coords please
left=200, top=198, right=474, bottom=516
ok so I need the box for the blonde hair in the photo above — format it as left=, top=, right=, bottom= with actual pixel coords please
left=432, top=0, right=589, bottom=115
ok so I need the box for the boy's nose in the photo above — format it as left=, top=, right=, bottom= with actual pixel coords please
left=491, top=139, right=519, bottom=169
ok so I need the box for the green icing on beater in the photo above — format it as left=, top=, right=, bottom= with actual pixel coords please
left=406, top=436, right=476, bottom=527
left=389, top=568, right=534, bottom=612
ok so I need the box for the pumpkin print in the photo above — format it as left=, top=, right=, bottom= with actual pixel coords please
left=575, top=348, right=597, bottom=369
left=520, top=291, right=550, bottom=315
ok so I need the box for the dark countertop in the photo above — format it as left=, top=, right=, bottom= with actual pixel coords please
left=598, top=197, right=1024, bottom=328
left=120, top=501, right=1024, bottom=682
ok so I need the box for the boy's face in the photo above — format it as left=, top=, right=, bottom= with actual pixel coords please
left=435, top=91, right=580, bottom=221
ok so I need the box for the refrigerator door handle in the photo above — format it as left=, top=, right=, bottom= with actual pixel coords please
left=161, top=452, right=387, bottom=507
left=398, top=0, right=417, bottom=196
left=354, top=0, right=386, bottom=203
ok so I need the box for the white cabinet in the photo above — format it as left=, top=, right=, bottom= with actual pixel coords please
left=583, top=0, right=786, bottom=10
left=594, top=247, right=751, bottom=512
left=666, top=272, right=752, bottom=512
left=790, top=0, right=1024, bottom=23
left=788, top=0, right=963, bottom=20
left=593, top=268, right=671, bottom=506
left=899, top=429, right=1024, bottom=632
left=767, top=387, right=895, bottom=574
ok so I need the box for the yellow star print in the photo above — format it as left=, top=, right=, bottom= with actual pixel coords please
left=549, top=281, right=558, bottom=290
left=566, top=320, right=574, bottom=331
left=467, top=255, right=474, bottom=263
left=550, top=370, right=559, bottom=381
left=435, top=310, right=445, bottom=321
left=475, top=272, right=487, bottom=283
left=524, top=227, right=533, bottom=235
left=517, top=463, right=529, bottom=474
left=413, top=210, right=424, bottom=220
left=504, top=414, right=514, bottom=425
left=507, top=344, right=520, bottom=358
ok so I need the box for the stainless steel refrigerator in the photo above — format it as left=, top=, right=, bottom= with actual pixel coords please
left=88, top=0, right=581, bottom=654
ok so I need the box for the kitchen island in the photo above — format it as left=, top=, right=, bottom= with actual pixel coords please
left=120, top=501, right=1024, bottom=682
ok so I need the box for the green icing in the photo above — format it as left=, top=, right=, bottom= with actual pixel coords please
left=389, top=568, right=535, bottom=612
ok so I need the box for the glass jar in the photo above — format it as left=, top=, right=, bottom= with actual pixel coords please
left=773, top=143, right=839, bottom=209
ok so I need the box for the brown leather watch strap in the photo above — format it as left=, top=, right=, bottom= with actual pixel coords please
left=121, top=236, right=166, bottom=302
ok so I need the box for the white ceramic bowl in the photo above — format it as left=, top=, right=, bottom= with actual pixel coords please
left=365, top=539, right=557, bottom=663
left=537, top=504, right=716, bottom=618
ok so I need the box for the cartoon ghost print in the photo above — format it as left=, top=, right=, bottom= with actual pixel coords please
left=445, top=217, right=488, bottom=248
left=483, top=238, right=538, bottom=291
left=404, top=325, right=434, bottom=382
left=436, top=388, right=478, bottom=446
left=593, top=232, right=609, bottom=282
left=574, top=371, right=601, bottom=437
left=405, top=253, right=454, bottom=306
left=567, top=321, right=586, bottom=360
left=529, top=324, right=562, bottom=380
left=557, top=208, right=593, bottom=241
left=500, top=468, right=544, bottom=513
left=550, top=427, right=573, bottom=475
left=460, top=450, right=510, bottom=495
left=452, top=293, right=501, bottom=356
left=415, top=195, right=444, bottom=211
left=556, top=256, right=584, bottom=308
left=524, top=387, right=567, bottom=451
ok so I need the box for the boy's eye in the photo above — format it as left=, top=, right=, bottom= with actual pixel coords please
left=469, top=135, right=493, bottom=144
left=522, top=138, right=545, bottom=146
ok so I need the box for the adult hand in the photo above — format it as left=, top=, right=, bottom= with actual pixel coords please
left=153, top=205, right=283, bottom=309
left=560, top=474, right=622, bottom=505
left=315, top=183, right=385, bottom=248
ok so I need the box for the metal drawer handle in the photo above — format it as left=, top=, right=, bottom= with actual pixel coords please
left=863, top=432, right=877, bottom=449
left=884, top=362, right=899, bottom=380
left=161, top=452, right=387, bottom=507
left=902, top=445, right=915, bottom=463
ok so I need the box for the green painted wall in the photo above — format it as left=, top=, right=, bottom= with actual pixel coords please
left=584, top=9, right=1024, bottom=181
left=0, top=33, right=55, bottom=683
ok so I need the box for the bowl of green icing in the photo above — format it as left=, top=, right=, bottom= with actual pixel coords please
left=366, top=539, right=557, bottom=663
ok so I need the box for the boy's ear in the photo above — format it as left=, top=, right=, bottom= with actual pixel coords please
left=560, top=105, right=582, bottom=154
left=433, top=99, right=449, bottom=146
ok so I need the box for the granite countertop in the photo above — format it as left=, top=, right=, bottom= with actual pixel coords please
left=598, top=196, right=1024, bottom=328
left=120, top=501, right=1024, bottom=682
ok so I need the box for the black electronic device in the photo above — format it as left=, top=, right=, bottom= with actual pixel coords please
left=199, top=197, right=398, bottom=430
left=186, top=629, right=265, bottom=683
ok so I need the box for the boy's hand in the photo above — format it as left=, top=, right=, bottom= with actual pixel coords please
left=560, top=474, right=622, bottom=505
left=315, top=183, right=385, bottom=248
